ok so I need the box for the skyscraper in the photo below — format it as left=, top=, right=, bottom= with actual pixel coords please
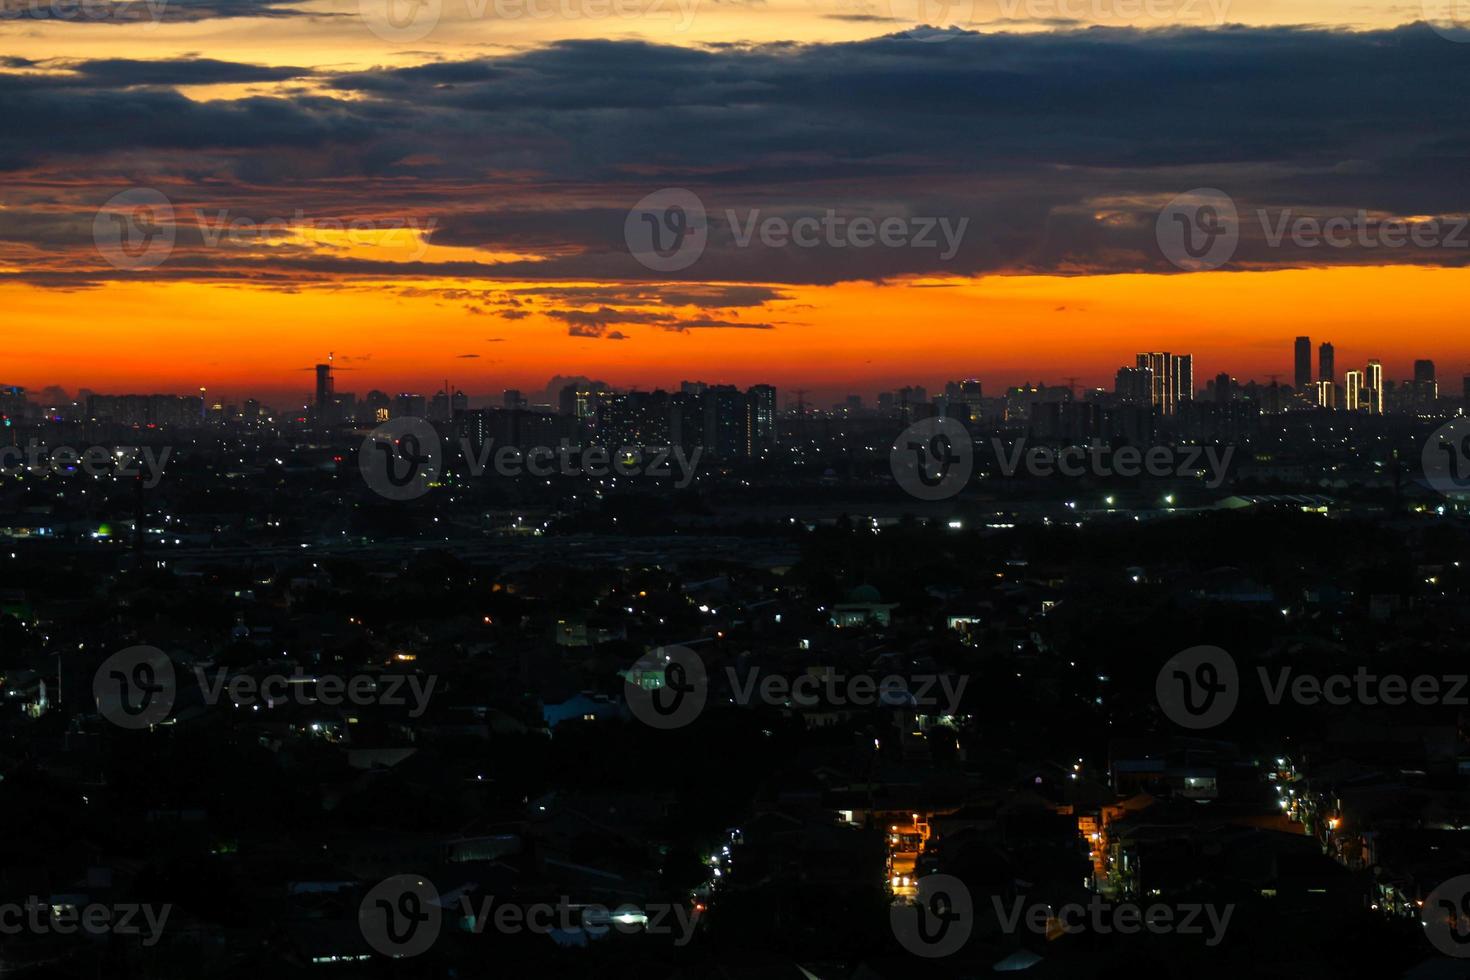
left=1366, top=359, right=1384, bottom=415
left=945, top=379, right=983, bottom=421
left=314, top=361, right=334, bottom=410
left=1116, top=366, right=1152, bottom=406
left=1345, top=370, right=1363, bottom=412
left=1294, top=337, right=1311, bottom=390
left=746, top=384, right=777, bottom=456
left=1318, top=342, right=1334, bottom=383
left=1415, top=359, right=1436, bottom=384
left=1134, top=352, right=1192, bottom=413
left=704, top=385, right=748, bottom=459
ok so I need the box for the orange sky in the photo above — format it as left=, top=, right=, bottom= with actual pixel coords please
left=6, top=265, right=1466, bottom=405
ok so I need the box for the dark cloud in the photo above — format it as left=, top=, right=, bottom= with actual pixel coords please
left=3, top=26, right=1470, bottom=287
left=0, top=0, right=317, bottom=22
left=67, top=57, right=313, bottom=87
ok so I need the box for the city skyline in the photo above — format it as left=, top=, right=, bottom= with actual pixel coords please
left=11, top=336, right=1460, bottom=411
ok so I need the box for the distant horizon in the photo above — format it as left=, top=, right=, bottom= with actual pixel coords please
left=13, top=348, right=1465, bottom=412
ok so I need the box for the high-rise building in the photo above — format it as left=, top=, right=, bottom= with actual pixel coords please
left=315, top=361, right=334, bottom=408
left=1365, top=360, right=1384, bottom=415
left=1318, top=342, right=1335, bottom=383
left=1464, top=374, right=1470, bottom=408
left=504, top=389, right=527, bottom=410
left=1213, top=372, right=1233, bottom=405
left=1176, top=354, right=1194, bottom=406
left=944, top=379, right=984, bottom=421
left=1294, top=337, right=1311, bottom=390
left=1134, top=352, right=1192, bottom=413
left=1415, top=359, right=1436, bottom=384
left=1345, top=370, right=1364, bottom=411
left=1116, top=366, right=1153, bottom=406
left=704, top=385, right=748, bottom=459
left=1315, top=379, right=1335, bottom=409
left=746, top=385, right=777, bottom=456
